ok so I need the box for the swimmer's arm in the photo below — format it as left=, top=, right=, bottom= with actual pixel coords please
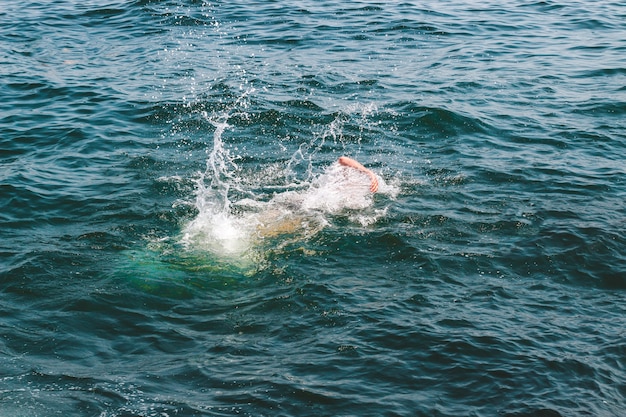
left=338, top=156, right=379, bottom=193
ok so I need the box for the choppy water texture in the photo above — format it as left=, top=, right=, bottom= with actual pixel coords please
left=1, top=1, right=625, bottom=416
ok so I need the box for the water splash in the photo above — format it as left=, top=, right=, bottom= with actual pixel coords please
left=285, top=102, right=380, bottom=183
left=180, top=99, right=257, bottom=262
left=117, top=98, right=397, bottom=288
left=179, top=96, right=396, bottom=267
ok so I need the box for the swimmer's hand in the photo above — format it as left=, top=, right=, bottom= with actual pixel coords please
left=338, top=156, right=379, bottom=193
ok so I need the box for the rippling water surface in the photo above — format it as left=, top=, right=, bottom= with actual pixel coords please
left=1, top=1, right=625, bottom=416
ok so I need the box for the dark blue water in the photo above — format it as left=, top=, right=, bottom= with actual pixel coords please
left=1, top=1, right=625, bottom=416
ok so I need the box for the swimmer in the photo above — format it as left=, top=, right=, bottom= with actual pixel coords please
left=338, top=156, right=379, bottom=193
left=181, top=154, right=382, bottom=258
left=253, top=156, right=379, bottom=239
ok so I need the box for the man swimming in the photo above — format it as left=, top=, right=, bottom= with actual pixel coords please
left=253, top=156, right=379, bottom=239
left=181, top=155, right=382, bottom=255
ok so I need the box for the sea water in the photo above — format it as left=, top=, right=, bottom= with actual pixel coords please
left=1, top=1, right=625, bottom=416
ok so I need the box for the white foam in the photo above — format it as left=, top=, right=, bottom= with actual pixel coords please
left=302, top=163, right=374, bottom=212
left=181, top=211, right=252, bottom=256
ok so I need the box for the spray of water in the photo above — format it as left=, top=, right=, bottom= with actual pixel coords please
left=179, top=96, right=396, bottom=267
left=180, top=110, right=254, bottom=260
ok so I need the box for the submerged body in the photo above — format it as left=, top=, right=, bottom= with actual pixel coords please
left=253, top=156, right=380, bottom=238
left=182, top=156, right=384, bottom=257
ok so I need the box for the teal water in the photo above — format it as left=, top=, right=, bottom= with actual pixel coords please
left=1, top=1, right=625, bottom=416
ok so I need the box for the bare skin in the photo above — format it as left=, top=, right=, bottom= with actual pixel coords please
left=338, top=156, right=379, bottom=193
left=254, top=156, right=379, bottom=239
